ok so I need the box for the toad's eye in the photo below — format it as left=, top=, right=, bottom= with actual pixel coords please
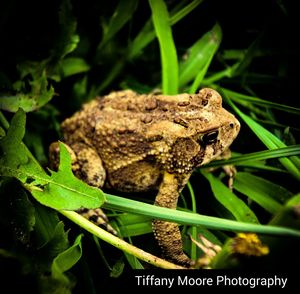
left=201, top=130, right=219, bottom=145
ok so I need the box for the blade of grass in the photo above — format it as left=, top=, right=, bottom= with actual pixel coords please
left=224, top=96, right=300, bottom=180
left=115, top=214, right=152, bottom=237
left=252, top=118, right=300, bottom=132
left=178, top=23, right=222, bottom=89
left=111, top=215, right=146, bottom=268
left=98, top=0, right=138, bottom=49
left=187, top=182, right=197, bottom=261
left=202, top=62, right=240, bottom=85
left=189, top=26, right=222, bottom=93
left=235, top=172, right=292, bottom=203
left=96, top=0, right=203, bottom=93
left=149, top=0, right=178, bottom=94
left=230, top=163, right=286, bottom=173
left=92, top=61, right=124, bottom=95
left=129, top=0, right=204, bottom=59
left=103, top=193, right=300, bottom=238
left=230, top=33, right=263, bottom=77
left=170, top=0, right=204, bottom=24
left=234, top=174, right=283, bottom=214
left=201, top=172, right=259, bottom=224
left=222, top=87, right=300, bottom=115
left=203, top=145, right=300, bottom=167
left=118, top=222, right=153, bottom=237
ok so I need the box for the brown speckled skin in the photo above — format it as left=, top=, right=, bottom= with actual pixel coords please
left=51, top=88, right=240, bottom=267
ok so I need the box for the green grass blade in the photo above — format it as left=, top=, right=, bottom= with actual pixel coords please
left=103, top=193, right=300, bottom=238
left=225, top=97, right=300, bottom=180
left=236, top=172, right=292, bottom=203
left=202, top=172, right=259, bottom=223
left=115, top=214, right=152, bottom=237
left=61, top=57, right=90, bottom=77
left=202, top=62, right=240, bottom=85
left=119, top=222, right=152, bottom=238
left=149, top=0, right=178, bottom=94
left=230, top=33, right=263, bottom=77
left=178, top=23, right=222, bottom=89
left=124, top=252, right=145, bottom=269
left=234, top=173, right=284, bottom=214
left=170, top=0, right=204, bottom=24
left=129, top=0, right=203, bottom=59
left=233, top=163, right=287, bottom=173
left=98, top=0, right=138, bottom=49
left=204, top=145, right=300, bottom=167
left=92, top=61, right=124, bottom=95
left=222, top=87, right=300, bottom=115
left=187, top=182, right=197, bottom=261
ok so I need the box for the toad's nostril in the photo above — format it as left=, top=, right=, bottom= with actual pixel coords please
left=229, top=123, right=234, bottom=128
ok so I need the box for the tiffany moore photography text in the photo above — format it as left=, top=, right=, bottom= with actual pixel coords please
left=134, top=274, right=287, bottom=289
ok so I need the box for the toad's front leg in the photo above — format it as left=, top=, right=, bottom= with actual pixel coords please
left=152, top=172, right=194, bottom=267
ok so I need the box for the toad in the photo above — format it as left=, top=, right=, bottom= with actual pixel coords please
left=49, top=88, right=240, bottom=266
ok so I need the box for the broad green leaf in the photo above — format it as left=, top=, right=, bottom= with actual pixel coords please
left=178, top=23, right=222, bottom=90
left=0, top=95, right=36, bottom=112
left=234, top=173, right=284, bottom=214
left=34, top=203, right=62, bottom=247
left=149, top=0, right=178, bottom=94
left=99, top=0, right=138, bottom=48
left=202, top=172, right=259, bottom=223
left=31, top=142, right=105, bottom=210
left=0, top=111, right=104, bottom=210
left=0, top=109, right=44, bottom=182
left=61, top=57, right=90, bottom=77
left=51, top=234, right=83, bottom=282
left=0, top=70, right=54, bottom=112
left=38, top=221, right=69, bottom=267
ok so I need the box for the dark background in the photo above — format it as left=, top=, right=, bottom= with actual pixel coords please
left=0, top=0, right=298, bottom=104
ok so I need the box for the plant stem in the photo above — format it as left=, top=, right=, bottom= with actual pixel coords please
left=60, top=210, right=185, bottom=269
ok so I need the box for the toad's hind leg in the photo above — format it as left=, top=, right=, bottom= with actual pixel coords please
left=49, top=142, right=116, bottom=235
left=152, top=172, right=194, bottom=267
